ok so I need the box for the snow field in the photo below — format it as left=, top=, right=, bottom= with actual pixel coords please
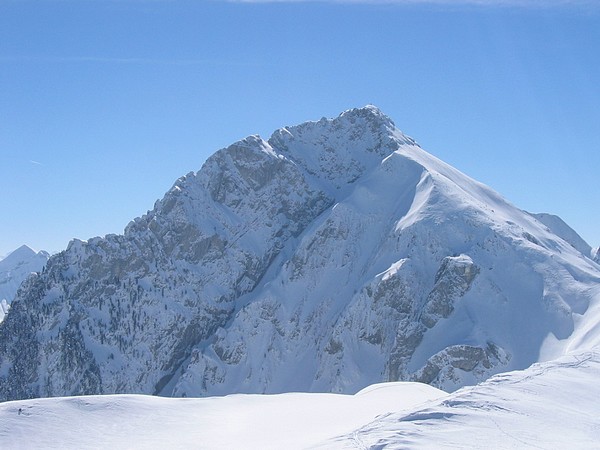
left=328, top=351, right=600, bottom=449
left=0, top=382, right=444, bottom=449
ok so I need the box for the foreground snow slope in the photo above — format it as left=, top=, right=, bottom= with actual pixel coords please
left=2, top=352, right=599, bottom=449
left=0, top=382, right=444, bottom=450
left=325, top=350, right=600, bottom=449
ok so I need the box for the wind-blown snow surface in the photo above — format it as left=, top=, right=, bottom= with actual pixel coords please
left=0, top=382, right=444, bottom=449
left=0, top=245, right=49, bottom=323
left=1, top=106, right=600, bottom=401
left=325, top=351, right=600, bottom=449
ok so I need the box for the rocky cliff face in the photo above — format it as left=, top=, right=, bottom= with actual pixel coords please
left=1, top=106, right=599, bottom=401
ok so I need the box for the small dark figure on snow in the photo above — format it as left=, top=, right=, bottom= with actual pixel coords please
left=18, top=408, right=22, bottom=415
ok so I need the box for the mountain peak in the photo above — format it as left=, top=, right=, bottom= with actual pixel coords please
left=267, top=105, right=418, bottom=193
left=5, top=245, right=36, bottom=260
left=1, top=107, right=599, bottom=402
left=0, top=244, right=49, bottom=317
left=339, top=104, right=395, bottom=126
left=0, top=244, right=49, bottom=273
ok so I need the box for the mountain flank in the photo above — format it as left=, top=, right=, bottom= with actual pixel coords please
left=1, top=106, right=599, bottom=401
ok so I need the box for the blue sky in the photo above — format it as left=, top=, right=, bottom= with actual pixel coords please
left=1, top=0, right=599, bottom=257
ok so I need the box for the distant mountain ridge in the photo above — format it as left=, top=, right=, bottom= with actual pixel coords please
left=1, top=106, right=599, bottom=402
left=0, top=245, right=49, bottom=323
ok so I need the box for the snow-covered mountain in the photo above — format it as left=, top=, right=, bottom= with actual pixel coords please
left=0, top=245, right=49, bottom=323
left=0, top=301, right=8, bottom=325
left=528, top=212, right=592, bottom=257
left=1, top=106, right=599, bottom=402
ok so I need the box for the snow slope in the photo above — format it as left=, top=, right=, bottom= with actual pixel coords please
left=2, top=353, right=599, bottom=449
left=1, top=106, right=599, bottom=401
left=0, top=245, right=49, bottom=323
left=529, top=212, right=592, bottom=258
left=0, top=382, right=444, bottom=449
left=326, top=350, right=600, bottom=449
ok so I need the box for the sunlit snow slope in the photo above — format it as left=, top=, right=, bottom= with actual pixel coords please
left=1, top=106, right=599, bottom=401
left=0, top=382, right=444, bottom=449
left=325, top=351, right=600, bottom=449
left=2, top=353, right=599, bottom=449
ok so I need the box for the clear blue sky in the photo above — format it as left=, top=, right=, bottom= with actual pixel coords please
left=1, top=0, right=599, bottom=257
